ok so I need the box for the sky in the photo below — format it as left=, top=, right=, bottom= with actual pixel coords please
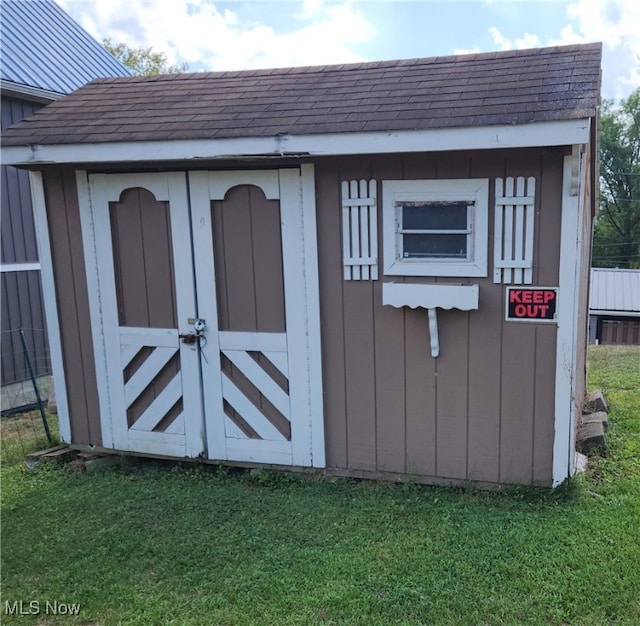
left=55, top=0, right=640, bottom=102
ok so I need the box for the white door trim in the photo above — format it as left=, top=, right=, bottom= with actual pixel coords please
left=301, top=164, right=326, bottom=467
left=189, top=170, right=227, bottom=460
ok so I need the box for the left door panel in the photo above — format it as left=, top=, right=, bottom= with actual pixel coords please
left=84, top=173, right=204, bottom=457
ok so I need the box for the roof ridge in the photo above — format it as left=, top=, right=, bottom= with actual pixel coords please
left=87, top=42, right=603, bottom=86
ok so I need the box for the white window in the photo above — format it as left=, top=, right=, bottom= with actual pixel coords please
left=382, top=179, right=489, bottom=277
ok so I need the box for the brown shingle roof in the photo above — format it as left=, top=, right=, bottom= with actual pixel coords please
left=2, top=43, right=601, bottom=147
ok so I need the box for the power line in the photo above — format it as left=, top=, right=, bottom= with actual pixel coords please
left=592, top=255, right=640, bottom=260
left=592, top=241, right=640, bottom=247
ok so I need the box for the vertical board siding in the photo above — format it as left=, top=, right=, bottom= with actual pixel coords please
left=43, top=168, right=101, bottom=445
left=1, top=96, right=50, bottom=385
left=434, top=310, right=470, bottom=480
left=1, top=271, right=50, bottom=383
left=533, top=326, right=556, bottom=482
left=109, top=188, right=177, bottom=329
left=372, top=278, right=406, bottom=474
left=212, top=186, right=285, bottom=333
left=315, top=148, right=562, bottom=485
left=499, top=323, right=536, bottom=484
left=343, top=282, right=377, bottom=470
left=2, top=157, right=38, bottom=263
left=316, top=162, right=348, bottom=469
left=404, top=307, right=437, bottom=477
left=466, top=282, right=503, bottom=483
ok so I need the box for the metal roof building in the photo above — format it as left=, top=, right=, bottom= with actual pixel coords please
left=1, top=0, right=129, bottom=101
left=589, top=268, right=640, bottom=316
left=589, top=268, right=640, bottom=344
left=1, top=0, right=129, bottom=408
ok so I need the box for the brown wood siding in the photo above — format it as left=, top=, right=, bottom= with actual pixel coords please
left=314, top=149, right=563, bottom=486
left=43, top=168, right=101, bottom=445
left=601, top=320, right=640, bottom=344
left=109, top=188, right=177, bottom=328
left=212, top=185, right=285, bottom=332
left=1, top=96, right=50, bottom=385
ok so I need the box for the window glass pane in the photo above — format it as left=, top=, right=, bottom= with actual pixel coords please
left=402, top=202, right=468, bottom=230
left=403, top=233, right=467, bottom=258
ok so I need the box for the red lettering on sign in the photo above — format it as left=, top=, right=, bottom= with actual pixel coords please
left=506, top=287, right=557, bottom=322
left=513, top=304, right=551, bottom=318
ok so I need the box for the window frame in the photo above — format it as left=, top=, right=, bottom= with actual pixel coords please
left=382, top=178, right=489, bottom=277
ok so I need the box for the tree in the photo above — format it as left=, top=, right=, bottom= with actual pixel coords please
left=592, top=88, right=640, bottom=268
left=103, top=38, right=188, bottom=76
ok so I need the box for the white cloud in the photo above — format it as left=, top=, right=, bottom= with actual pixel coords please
left=488, top=26, right=541, bottom=51
left=487, top=0, right=640, bottom=101
left=56, top=0, right=375, bottom=71
left=566, top=0, right=640, bottom=99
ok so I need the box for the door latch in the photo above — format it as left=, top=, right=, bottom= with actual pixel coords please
left=178, top=332, right=198, bottom=345
left=179, top=318, right=206, bottom=345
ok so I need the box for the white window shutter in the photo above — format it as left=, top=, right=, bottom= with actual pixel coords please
left=494, top=176, right=536, bottom=284
left=341, top=179, right=378, bottom=280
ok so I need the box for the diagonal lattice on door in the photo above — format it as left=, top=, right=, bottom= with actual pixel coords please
left=218, top=331, right=291, bottom=442
left=120, top=329, right=185, bottom=437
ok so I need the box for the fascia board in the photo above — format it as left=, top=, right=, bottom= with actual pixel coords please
left=0, top=79, right=63, bottom=103
left=1, top=118, right=592, bottom=166
left=589, top=309, right=640, bottom=317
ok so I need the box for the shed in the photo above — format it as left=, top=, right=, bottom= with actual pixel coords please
left=588, top=268, right=640, bottom=344
left=1, top=43, right=601, bottom=487
left=0, top=0, right=129, bottom=409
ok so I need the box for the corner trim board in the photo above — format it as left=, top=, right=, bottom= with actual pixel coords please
left=29, top=171, right=71, bottom=442
left=552, top=146, right=584, bottom=486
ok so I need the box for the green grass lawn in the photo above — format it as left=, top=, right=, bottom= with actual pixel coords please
left=1, top=346, right=639, bottom=625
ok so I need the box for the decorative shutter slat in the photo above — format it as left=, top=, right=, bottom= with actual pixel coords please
left=513, top=177, right=526, bottom=284
left=494, top=176, right=536, bottom=284
left=523, top=178, right=535, bottom=284
left=341, top=181, right=352, bottom=280
left=493, top=177, right=505, bottom=284
left=341, top=179, right=378, bottom=281
left=368, top=184, right=378, bottom=280
left=503, top=177, right=514, bottom=284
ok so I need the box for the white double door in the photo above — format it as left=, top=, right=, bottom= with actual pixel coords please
left=82, top=168, right=324, bottom=467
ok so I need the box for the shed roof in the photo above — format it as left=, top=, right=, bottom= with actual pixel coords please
left=590, top=268, right=640, bottom=314
left=0, top=0, right=129, bottom=97
left=2, top=42, right=601, bottom=147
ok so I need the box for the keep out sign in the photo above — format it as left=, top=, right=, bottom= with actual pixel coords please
left=506, top=287, right=558, bottom=322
